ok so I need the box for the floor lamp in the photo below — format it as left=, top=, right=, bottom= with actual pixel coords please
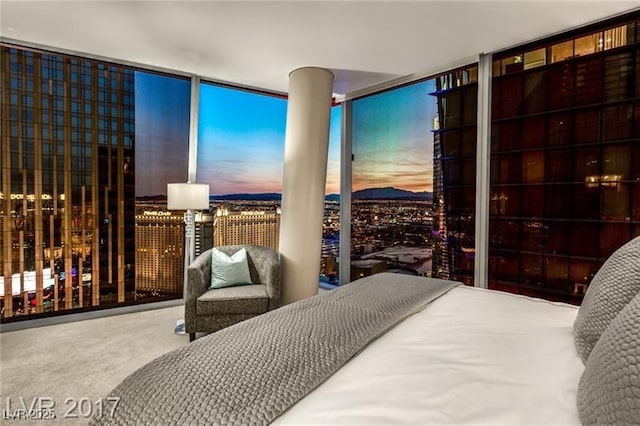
left=167, top=182, right=210, bottom=334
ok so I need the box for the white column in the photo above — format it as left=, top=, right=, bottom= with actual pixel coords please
left=280, top=67, right=334, bottom=304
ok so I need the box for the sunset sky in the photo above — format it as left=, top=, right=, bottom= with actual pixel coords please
left=135, top=75, right=435, bottom=197
left=352, top=79, right=436, bottom=193
left=197, top=83, right=341, bottom=195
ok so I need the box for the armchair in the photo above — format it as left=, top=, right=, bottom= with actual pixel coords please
left=185, top=245, right=281, bottom=341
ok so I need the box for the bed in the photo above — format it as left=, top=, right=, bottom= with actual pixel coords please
left=92, top=236, right=640, bottom=425
left=275, top=284, right=583, bottom=425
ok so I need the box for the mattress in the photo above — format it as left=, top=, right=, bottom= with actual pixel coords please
left=275, top=285, right=583, bottom=425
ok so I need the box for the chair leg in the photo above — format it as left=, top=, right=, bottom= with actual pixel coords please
left=189, top=333, right=196, bottom=342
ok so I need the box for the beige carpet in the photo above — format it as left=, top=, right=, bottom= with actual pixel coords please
left=0, top=306, right=189, bottom=425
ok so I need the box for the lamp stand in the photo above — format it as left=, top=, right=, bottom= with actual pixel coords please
left=167, top=181, right=209, bottom=336
left=174, top=209, right=195, bottom=334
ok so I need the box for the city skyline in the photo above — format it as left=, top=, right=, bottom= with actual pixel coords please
left=349, top=78, right=438, bottom=282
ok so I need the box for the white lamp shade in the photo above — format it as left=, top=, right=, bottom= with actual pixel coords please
left=167, top=183, right=210, bottom=210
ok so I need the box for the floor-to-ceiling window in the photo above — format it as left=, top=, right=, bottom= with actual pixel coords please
left=6, top=14, right=637, bottom=323
left=196, top=83, right=287, bottom=254
left=489, top=17, right=640, bottom=303
left=350, top=80, right=437, bottom=281
left=0, top=44, right=190, bottom=322
left=320, top=105, right=341, bottom=286
left=348, top=66, right=478, bottom=284
left=134, top=72, right=190, bottom=300
left=196, top=86, right=340, bottom=286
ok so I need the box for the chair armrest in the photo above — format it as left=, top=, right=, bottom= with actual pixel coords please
left=246, top=246, right=281, bottom=310
left=185, top=249, right=212, bottom=332
left=264, top=257, right=281, bottom=310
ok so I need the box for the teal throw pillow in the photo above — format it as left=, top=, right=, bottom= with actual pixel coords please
left=210, top=248, right=252, bottom=289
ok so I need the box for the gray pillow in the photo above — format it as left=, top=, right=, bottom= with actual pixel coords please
left=577, top=292, right=640, bottom=424
left=573, top=236, right=640, bottom=363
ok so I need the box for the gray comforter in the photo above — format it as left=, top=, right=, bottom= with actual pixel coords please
left=92, top=273, right=459, bottom=425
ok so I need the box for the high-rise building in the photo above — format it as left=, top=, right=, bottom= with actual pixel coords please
left=194, top=211, right=214, bottom=257
left=489, top=17, right=640, bottom=303
left=213, top=206, right=280, bottom=252
left=431, top=114, right=450, bottom=280
left=320, top=200, right=340, bottom=284
left=135, top=211, right=185, bottom=296
left=1, top=45, right=135, bottom=320
left=431, top=65, right=479, bottom=286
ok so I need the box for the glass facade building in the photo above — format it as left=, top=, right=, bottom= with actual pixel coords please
left=1, top=45, right=191, bottom=322
left=1, top=46, right=136, bottom=319
left=489, top=18, right=640, bottom=303
left=431, top=65, right=478, bottom=286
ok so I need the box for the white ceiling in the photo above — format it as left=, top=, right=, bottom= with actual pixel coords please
left=1, top=1, right=638, bottom=96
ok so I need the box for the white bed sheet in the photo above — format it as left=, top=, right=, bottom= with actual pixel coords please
left=275, top=285, right=584, bottom=425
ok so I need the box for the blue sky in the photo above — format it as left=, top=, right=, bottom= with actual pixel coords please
left=197, top=84, right=287, bottom=195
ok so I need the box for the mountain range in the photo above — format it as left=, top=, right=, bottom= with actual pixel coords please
left=351, top=187, right=433, bottom=201
left=208, top=187, right=432, bottom=201
left=210, top=192, right=282, bottom=201
left=138, top=187, right=433, bottom=202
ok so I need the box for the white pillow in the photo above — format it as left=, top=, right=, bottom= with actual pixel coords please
left=210, top=248, right=252, bottom=289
